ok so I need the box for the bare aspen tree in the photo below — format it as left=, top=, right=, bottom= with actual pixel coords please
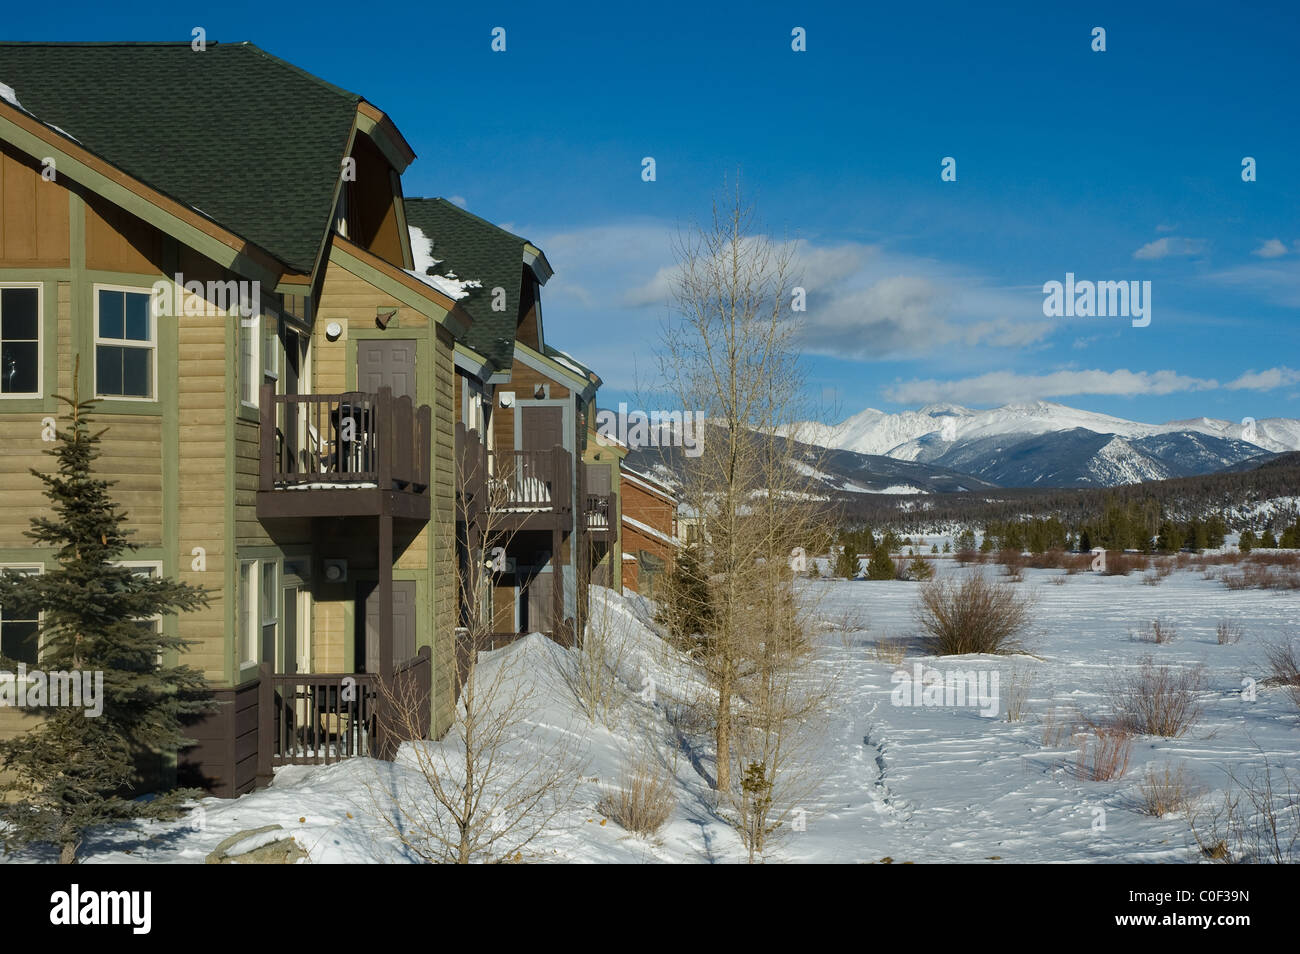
left=657, top=181, right=834, bottom=826
left=368, top=430, right=581, bottom=863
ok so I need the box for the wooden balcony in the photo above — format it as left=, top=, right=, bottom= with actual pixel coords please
left=487, top=446, right=572, bottom=529
left=585, top=493, right=613, bottom=538
left=257, top=385, right=432, bottom=521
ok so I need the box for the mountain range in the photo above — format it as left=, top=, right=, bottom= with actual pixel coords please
left=793, top=401, right=1300, bottom=489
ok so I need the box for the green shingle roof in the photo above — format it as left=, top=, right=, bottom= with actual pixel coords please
left=402, top=197, right=535, bottom=371
left=0, top=41, right=362, bottom=272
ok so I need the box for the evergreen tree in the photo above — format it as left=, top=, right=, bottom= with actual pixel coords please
left=657, top=541, right=715, bottom=650
left=1156, top=520, right=1184, bottom=553
left=866, top=544, right=896, bottom=581
left=905, top=555, right=934, bottom=580
left=954, top=528, right=976, bottom=553
left=0, top=378, right=211, bottom=863
left=833, top=540, right=861, bottom=579
left=1261, top=529, right=1278, bottom=549
left=1239, top=530, right=1256, bottom=553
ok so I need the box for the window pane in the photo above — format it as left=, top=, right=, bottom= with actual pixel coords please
left=97, top=344, right=123, bottom=396
left=1, top=341, right=38, bottom=393
left=1, top=287, right=39, bottom=340
left=239, top=562, right=254, bottom=662
left=124, top=293, right=149, bottom=341
left=98, top=290, right=124, bottom=339
left=122, top=346, right=150, bottom=397
left=1, top=620, right=39, bottom=666
left=260, top=562, right=276, bottom=621
left=240, top=319, right=256, bottom=403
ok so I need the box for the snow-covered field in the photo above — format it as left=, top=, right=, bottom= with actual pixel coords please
left=39, top=562, right=1300, bottom=864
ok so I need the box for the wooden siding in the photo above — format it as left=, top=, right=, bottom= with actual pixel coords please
left=0, top=413, right=162, bottom=548
left=84, top=191, right=165, bottom=274
left=0, top=141, right=69, bottom=267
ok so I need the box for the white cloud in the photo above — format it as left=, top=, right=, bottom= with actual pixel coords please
left=1252, top=238, right=1288, bottom=258
left=1204, top=260, right=1300, bottom=307
left=1225, top=367, right=1300, bottom=390
left=884, top=369, right=1219, bottom=405
left=448, top=195, right=468, bottom=208
left=1133, top=236, right=1207, bottom=260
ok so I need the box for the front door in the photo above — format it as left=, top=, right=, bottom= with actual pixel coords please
left=357, top=339, right=416, bottom=400
left=358, top=579, right=417, bottom=673
left=521, top=405, right=563, bottom=451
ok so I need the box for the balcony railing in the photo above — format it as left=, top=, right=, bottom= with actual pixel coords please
left=585, top=493, right=612, bottom=531
left=259, top=385, right=431, bottom=519
left=487, top=447, right=571, bottom=513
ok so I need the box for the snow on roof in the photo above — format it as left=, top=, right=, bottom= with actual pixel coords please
left=623, top=514, right=679, bottom=548
left=547, top=349, right=587, bottom=378
left=0, top=82, right=25, bottom=112
left=621, top=467, right=677, bottom=499
left=407, top=225, right=482, bottom=301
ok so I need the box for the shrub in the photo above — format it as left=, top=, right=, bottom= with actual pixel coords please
left=1111, top=658, right=1205, bottom=737
left=913, top=572, right=1034, bottom=656
left=597, top=756, right=676, bottom=837
left=1262, top=640, right=1300, bottom=711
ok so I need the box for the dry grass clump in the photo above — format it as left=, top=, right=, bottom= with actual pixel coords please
left=1132, top=617, right=1178, bottom=644
left=1215, top=617, right=1243, bottom=645
left=597, top=756, right=677, bottom=837
left=870, top=635, right=907, bottom=666
left=1075, top=722, right=1133, bottom=781
left=1138, top=763, right=1196, bottom=817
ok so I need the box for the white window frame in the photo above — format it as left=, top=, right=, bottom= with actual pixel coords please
left=238, top=559, right=258, bottom=665
left=259, top=560, right=277, bottom=667
left=0, top=282, right=43, bottom=400
left=239, top=314, right=260, bottom=409
left=263, top=308, right=280, bottom=384
left=0, top=563, right=43, bottom=672
left=93, top=284, right=157, bottom=402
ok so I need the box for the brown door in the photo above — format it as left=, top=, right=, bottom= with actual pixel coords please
left=521, top=405, right=563, bottom=451
left=357, top=339, right=416, bottom=400
left=359, top=580, right=416, bottom=672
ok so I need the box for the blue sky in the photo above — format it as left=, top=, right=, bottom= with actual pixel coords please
left=6, top=0, right=1298, bottom=425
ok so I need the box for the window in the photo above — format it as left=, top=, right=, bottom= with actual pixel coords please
left=239, top=315, right=258, bottom=407
left=239, top=560, right=257, bottom=664
left=263, top=312, right=280, bottom=383
left=95, top=287, right=154, bottom=399
left=1, top=285, right=41, bottom=397
left=240, top=311, right=282, bottom=409
left=0, top=566, right=42, bottom=666
left=260, top=561, right=277, bottom=665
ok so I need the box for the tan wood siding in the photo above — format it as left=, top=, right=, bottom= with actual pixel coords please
left=0, top=414, right=162, bottom=548
left=84, top=192, right=165, bottom=274
left=0, top=142, right=69, bottom=267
